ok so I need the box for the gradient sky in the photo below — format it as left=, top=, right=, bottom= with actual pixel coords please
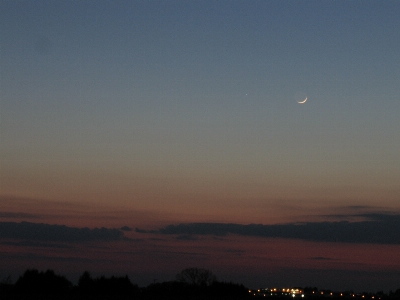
left=1, top=0, right=400, bottom=292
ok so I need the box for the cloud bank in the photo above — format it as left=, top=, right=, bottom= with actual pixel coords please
left=0, top=222, right=124, bottom=242
left=140, top=213, right=400, bottom=245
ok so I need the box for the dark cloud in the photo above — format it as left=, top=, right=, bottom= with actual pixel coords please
left=176, top=234, right=198, bottom=241
left=0, top=212, right=43, bottom=219
left=321, top=206, right=398, bottom=222
left=224, top=249, right=245, bottom=256
left=120, top=226, right=132, bottom=231
left=150, top=213, right=400, bottom=245
left=0, top=251, right=108, bottom=264
left=344, top=205, right=373, bottom=210
left=0, top=222, right=124, bottom=242
left=309, top=256, right=333, bottom=261
left=1, top=240, right=74, bottom=249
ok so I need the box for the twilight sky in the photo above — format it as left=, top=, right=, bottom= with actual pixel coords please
left=1, top=0, right=400, bottom=292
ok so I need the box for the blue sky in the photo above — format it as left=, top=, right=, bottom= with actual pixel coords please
left=2, top=1, right=399, bottom=212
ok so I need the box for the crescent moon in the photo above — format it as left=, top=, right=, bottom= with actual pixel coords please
left=297, top=97, right=307, bottom=104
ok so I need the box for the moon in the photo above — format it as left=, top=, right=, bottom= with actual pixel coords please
left=297, top=97, right=307, bottom=104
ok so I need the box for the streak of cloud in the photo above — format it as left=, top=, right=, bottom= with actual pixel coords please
left=0, top=222, right=125, bottom=242
left=0, top=212, right=43, bottom=219
left=141, top=213, right=400, bottom=245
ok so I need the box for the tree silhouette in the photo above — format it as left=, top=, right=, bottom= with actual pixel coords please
left=15, top=269, right=72, bottom=294
left=77, top=270, right=93, bottom=292
left=77, top=271, right=138, bottom=296
left=176, top=267, right=217, bottom=286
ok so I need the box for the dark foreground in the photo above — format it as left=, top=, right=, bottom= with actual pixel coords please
left=0, top=270, right=250, bottom=300
left=1, top=269, right=399, bottom=300
left=0, top=281, right=251, bottom=300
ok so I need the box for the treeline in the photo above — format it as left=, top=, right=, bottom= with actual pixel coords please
left=0, top=268, right=251, bottom=300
